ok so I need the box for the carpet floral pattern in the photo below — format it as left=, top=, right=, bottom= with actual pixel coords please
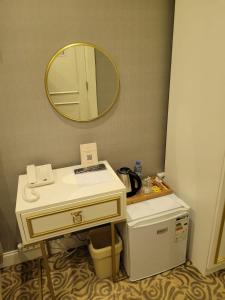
left=2, top=247, right=225, bottom=300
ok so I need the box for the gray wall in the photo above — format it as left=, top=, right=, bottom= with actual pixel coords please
left=0, top=0, right=174, bottom=251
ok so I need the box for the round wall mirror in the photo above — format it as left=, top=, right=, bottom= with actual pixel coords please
left=45, top=43, right=120, bottom=122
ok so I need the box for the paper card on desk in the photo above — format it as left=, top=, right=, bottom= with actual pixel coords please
left=75, top=170, right=112, bottom=186
left=80, top=143, right=98, bottom=167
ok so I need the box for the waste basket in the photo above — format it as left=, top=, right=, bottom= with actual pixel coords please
left=88, top=226, right=122, bottom=279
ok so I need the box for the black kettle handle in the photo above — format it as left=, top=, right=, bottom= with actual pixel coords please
left=128, top=170, right=142, bottom=194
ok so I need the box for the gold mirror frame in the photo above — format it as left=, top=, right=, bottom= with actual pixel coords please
left=45, top=42, right=120, bottom=122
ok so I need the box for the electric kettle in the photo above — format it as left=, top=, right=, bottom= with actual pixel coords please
left=117, top=167, right=142, bottom=197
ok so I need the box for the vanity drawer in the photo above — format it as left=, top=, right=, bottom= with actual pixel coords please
left=21, top=194, right=122, bottom=242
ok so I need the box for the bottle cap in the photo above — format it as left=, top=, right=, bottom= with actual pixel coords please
left=135, top=160, right=141, bottom=165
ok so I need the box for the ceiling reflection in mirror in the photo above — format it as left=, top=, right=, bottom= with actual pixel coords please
left=45, top=43, right=120, bottom=122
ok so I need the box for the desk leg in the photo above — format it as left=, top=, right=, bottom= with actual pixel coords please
left=39, top=241, right=56, bottom=300
left=111, top=222, right=117, bottom=282
left=38, top=258, right=43, bottom=300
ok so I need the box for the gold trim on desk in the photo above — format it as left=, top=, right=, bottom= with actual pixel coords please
left=26, top=196, right=121, bottom=239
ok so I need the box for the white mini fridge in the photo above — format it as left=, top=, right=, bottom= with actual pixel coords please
left=119, top=194, right=190, bottom=281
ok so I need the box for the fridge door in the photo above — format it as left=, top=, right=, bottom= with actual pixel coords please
left=128, top=213, right=189, bottom=281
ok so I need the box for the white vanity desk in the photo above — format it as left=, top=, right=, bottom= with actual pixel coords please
left=16, top=161, right=126, bottom=299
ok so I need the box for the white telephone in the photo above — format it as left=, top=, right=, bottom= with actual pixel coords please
left=23, top=164, right=54, bottom=202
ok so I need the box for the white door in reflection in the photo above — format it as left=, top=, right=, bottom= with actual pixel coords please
left=48, top=46, right=98, bottom=121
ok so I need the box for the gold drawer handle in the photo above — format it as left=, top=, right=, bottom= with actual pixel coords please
left=71, top=211, right=83, bottom=224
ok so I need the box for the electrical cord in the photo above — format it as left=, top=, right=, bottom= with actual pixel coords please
left=47, top=232, right=88, bottom=263
left=74, top=232, right=88, bottom=242
left=47, top=247, right=79, bottom=263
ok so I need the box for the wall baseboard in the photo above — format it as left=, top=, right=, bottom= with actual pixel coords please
left=1, top=233, right=87, bottom=269
left=205, top=262, right=225, bottom=275
left=2, top=247, right=42, bottom=269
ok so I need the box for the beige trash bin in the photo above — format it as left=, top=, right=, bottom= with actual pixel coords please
left=88, top=226, right=122, bottom=279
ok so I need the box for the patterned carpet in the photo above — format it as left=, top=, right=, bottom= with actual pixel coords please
left=1, top=246, right=225, bottom=300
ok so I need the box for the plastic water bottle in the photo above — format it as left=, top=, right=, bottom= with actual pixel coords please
left=134, top=160, right=142, bottom=178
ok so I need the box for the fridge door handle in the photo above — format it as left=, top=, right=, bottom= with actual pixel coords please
left=157, top=227, right=168, bottom=234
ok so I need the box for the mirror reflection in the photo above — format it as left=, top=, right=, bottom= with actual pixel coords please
left=45, top=43, right=119, bottom=122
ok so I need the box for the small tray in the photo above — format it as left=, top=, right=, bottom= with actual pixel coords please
left=127, top=177, right=173, bottom=205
